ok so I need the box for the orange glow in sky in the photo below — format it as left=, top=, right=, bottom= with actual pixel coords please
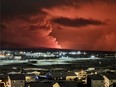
left=1, top=0, right=116, bottom=51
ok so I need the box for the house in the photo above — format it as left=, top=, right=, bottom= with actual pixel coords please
left=103, top=74, right=116, bottom=87
left=6, top=74, right=25, bottom=87
left=25, top=74, right=37, bottom=82
left=0, top=76, right=5, bottom=87
left=28, top=82, right=52, bottom=87
left=31, top=71, right=41, bottom=75
left=53, top=82, right=60, bottom=87
left=75, top=70, right=87, bottom=79
left=75, top=70, right=87, bottom=83
left=46, top=71, right=77, bottom=80
left=0, top=83, right=5, bottom=87
left=87, top=74, right=104, bottom=87
left=110, top=82, right=116, bottom=87
left=57, top=81, right=78, bottom=87
left=65, top=72, right=77, bottom=81
left=0, top=75, right=3, bottom=82
left=53, top=80, right=85, bottom=87
left=46, top=72, right=65, bottom=80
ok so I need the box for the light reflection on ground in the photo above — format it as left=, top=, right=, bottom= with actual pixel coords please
left=0, top=57, right=100, bottom=65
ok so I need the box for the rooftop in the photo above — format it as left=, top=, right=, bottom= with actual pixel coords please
left=58, top=81, right=78, bottom=87
left=105, top=74, right=116, bottom=80
left=8, top=74, right=25, bottom=80
left=48, top=72, right=77, bottom=78
left=29, top=82, right=52, bottom=87
left=88, top=75, right=104, bottom=80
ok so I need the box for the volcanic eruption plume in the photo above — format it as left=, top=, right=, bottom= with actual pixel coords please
left=1, top=16, right=62, bottom=49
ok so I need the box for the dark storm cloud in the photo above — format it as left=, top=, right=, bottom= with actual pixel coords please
left=1, top=0, right=48, bottom=18
left=2, top=0, right=116, bottom=18
left=1, top=0, right=67, bottom=15
left=1, top=24, right=7, bottom=30
left=52, top=17, right=105, bottom=27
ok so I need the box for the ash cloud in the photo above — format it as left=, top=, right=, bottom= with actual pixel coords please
left=1, top=24, right=7, bottom=30
left=1, top=19, right=61, bottom=48
left=1, top=0, right=116, bottom=50
left=52, top=17, right=105, bottom=27
left=1, top=0, right=63, bottom=48
left=1, top=0, right=116, bottom=18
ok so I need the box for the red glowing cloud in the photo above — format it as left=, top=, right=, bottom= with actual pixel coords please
left=1, top=0, right=116, bottom=51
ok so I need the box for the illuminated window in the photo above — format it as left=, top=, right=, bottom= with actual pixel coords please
left=60, top=77, right=62, bottom=79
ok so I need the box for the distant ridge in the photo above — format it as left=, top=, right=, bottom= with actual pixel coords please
left=0, top=47, right=116, bottom=53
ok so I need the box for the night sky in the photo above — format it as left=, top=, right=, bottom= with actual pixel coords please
left=1, top=0, right=116, bottom=51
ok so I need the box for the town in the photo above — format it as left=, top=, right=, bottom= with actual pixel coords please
left=0, top=49, right=116, bottom=87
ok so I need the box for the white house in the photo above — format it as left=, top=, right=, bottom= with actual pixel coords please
left=53, top=82, right=60, bottom=87
left=6, top=74, right=25, bottom=87
left=103, top=74, right=116, bottom=87
left=65, top=72, right=77, bottom=81
left=75, top=70, right=87, bottom=79
left=25, top=74, right=38, bottom=82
